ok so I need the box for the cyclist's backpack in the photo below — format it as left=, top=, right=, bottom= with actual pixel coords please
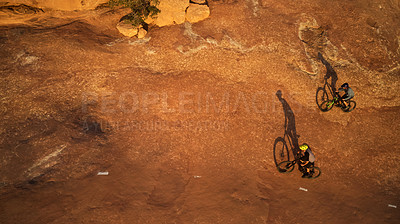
left=307, top=148, right=316, bottom=163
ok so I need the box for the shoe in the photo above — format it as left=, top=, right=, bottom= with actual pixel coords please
left=301, top=173, right=309, bottom=178
left=342, top=105, right=350, bottom=111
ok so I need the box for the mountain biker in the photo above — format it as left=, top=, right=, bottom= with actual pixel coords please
left=297, top=143, right=316, bottom=178
left=336, top=83, right=354, bottom=108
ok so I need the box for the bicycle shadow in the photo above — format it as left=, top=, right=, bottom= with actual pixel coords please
left=273, top=90, right=300, bottom=166
left=315, top=52, right=340, bottom=110
left=318, top=52, right=338, bottom=92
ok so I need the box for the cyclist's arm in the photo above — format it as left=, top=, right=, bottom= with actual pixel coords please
left=336, top=87, right=344, bottom=93
left=300, top=160, right=309, bottom=166
left=296, top=151, right=303, bottom=158
left=336, top=89, right=346, bottom=98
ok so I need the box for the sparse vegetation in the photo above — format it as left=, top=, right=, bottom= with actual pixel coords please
left=108, top=0, right=160, bottom=27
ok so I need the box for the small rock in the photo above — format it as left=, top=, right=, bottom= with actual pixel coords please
left=21, top=55, right=39, bottom=66
left=117, top=21, right=139, bottom=37
left=154, top=0, right=189, bottom=26
left=137, top=27, right=148, bottom=39
left=191, top=0, right=207, bottom=4
left=186, top=3, right=210, bottom=23
left=144, top=16, right=156, bottom=25
left=97, top=172, right=109, bottom=176
left=299, top=187, right=308, bottom=191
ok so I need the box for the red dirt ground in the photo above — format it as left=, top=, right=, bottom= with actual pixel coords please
left=1, top=0, right=400, bottom=223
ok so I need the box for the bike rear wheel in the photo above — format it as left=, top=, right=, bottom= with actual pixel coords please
left=320, top=100, right=334, bottom=111
left=277, top=161, right=295, bottom=173
left=308, top=167, right=321, bottom=179
left=273, top=137, right=290, bottom=167
left=316, top=87, right=331, bottom=111
left=342, top=100, right=356, bottom=112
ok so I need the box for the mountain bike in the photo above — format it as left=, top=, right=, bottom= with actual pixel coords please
left=320, top=92, right=356, bottom=112
left=316, top=80, right=356, bottom=112
left=277, top=159, right=321, bottom=179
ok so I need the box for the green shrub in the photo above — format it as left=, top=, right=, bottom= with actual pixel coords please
left=109, top=0, right=160, bottom=27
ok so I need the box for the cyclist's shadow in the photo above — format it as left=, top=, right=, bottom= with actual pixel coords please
left=318, top=52, right=338, bottom=91
left=316, top=52, right=339, bottom=109
left=273, top=90, right=300, bottom=166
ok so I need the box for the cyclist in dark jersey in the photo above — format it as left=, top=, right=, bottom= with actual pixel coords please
left=336, top=83, right=354, bottom=108
left=298, top=143, right=316, bottom=178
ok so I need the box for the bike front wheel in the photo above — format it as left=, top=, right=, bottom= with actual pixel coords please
left=342, top=100, right=356, bottom=112
left=308, top=167, right=321, bottom=179
left=273, top=137, right=290, bottom=167
left=277, top=161, right=295, bottom=173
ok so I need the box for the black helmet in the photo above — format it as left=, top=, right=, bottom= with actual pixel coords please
left=341, top=83, right=349, bottom=88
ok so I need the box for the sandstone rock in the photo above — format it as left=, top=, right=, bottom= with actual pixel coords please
left=153, top=0, right=189, bottom=27
left=186, top=3, right=210, bottom=23
left=191, top=0, right=207, bottom=4
left=0, top=4, right=44, bottom=14
left=144, top=15, right=156, bottom=25
left=117, top=21, right=139, bottom=37
left=137, top=27, right=148, bottom=39
left=6, top=0, right=108, bottom=11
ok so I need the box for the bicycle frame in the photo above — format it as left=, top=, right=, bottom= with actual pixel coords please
left=327, top=91, right=347, bottom=108
left=282, top=131, right=303, bottom=161
left=325, top=100, right=335, bottom=108
left=283, top=131, right=297, bottom=154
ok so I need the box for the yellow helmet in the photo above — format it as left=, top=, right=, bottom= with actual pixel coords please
left=299, top=144, right=309, bottom=151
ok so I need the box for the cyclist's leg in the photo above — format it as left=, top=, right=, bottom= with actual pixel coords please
left=342, top=94, right=352, bottom=107
left=301, top=163, right=313, bottom=178
left=305, top=162, right=313, bottom=172
left=308, top=162, right=315, bottom=174
left=298, top=164, right=305, bottom=172
left=339, top=94, right=349, bottom=107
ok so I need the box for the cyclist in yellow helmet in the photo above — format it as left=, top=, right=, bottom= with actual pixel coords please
left=298, top=143, right=316, bottom=178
